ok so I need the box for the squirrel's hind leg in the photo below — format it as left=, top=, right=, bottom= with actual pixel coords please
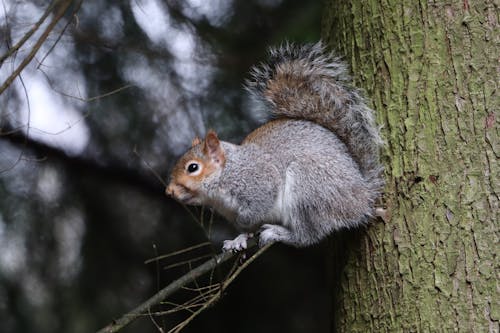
left=258, top=224, right=294, bottom=246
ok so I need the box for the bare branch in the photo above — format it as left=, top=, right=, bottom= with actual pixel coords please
left=0, top=0, right=57, bottom=66
left=36, top=1, right=83, bottom=69
left=144, top=242, right=212, bottom=264
left=0, top=0, right=76, bottom=95
left=96, top=241, right=272, bottom=333
left=0, top=127, right=164, bottom=195
left=96, top=250, right=234, bottom=333
left=167, top=243, right=272, bottom=333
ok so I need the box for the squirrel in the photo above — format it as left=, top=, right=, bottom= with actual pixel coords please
left=166, top=42, right=383, bottom=251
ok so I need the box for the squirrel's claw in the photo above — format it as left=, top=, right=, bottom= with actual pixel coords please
left=222, top=233, right=251, bottom=252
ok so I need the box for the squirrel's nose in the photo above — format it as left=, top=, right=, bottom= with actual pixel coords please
left=165, top=184, right=174, bottom=197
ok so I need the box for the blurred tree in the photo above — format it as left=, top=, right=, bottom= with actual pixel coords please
left=1, top=1, right=326, bottom=333
left=324, top=0, right=498, bottom=331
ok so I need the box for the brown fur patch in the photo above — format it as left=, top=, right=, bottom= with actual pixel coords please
left=242, top=118, right=290, bottom=144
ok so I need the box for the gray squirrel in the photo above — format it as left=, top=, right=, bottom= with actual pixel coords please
left=166, top=42, right=383, bottom=251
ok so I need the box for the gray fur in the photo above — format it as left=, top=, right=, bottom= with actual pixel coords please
left=210, top=120, right=378, bottom=247
left=246, top=42, right=383, bottom=188
left=176, top=42, right=383, bottom=249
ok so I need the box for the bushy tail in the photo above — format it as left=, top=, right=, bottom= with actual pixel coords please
left=246, top=42, right=383, bottom=186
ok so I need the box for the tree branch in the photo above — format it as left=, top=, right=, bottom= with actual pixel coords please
left=0, top=0, right=57, bottom=66
left=96, top=242, right=271, bottom=333
left=0, top=0, right=75, bottom=95
left=0, top=127, right=164, bottom=196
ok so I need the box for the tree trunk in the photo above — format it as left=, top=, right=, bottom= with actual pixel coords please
left=322, top=1, right=498, bottom=332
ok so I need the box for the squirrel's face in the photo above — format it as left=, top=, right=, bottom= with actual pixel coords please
left=166, top=131, right=225, bottom=206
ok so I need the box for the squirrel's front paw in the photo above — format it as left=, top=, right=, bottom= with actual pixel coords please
left=222, top=233, right=251, bottom=252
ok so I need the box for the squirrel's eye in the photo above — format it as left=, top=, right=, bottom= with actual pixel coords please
left=187, top=163, right=199, bottom=173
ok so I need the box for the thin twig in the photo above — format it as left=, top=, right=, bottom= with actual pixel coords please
left=0, top=0, right=74, bottom=95
left=38, top=66, right=134, bottom=102
left=0, top=0, right=57, bottom=66
left=144, top=242, right=211, bottom=264
left=168, top=243, right=273, bottom=333
left=133, top=147, right=168, bottom=187
left=36, top=0, right=83, bottom=69
left=181, top=283, right=219, bottom=292
left=96, top=250, right=235, bottom=333
left=96, top=241, right=271, bottom=333
left=152, top=243, right=167, bottom=331
left=162, top=254, right=213, bottom=271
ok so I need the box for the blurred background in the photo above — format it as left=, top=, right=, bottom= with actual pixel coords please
left=0, top=1, right=330, bottom=332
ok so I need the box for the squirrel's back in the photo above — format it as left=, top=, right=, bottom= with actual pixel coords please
left=246, top=42, right=383, bottom=190
left=243, top=118, right=350, bottom=164
left=233, top=118, right=375, bottom=241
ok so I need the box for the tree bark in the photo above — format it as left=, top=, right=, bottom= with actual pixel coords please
left=322, top=1, right=498, bottom=332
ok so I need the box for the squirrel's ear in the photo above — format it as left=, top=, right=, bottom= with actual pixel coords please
left=204, top=130, right=225, bottom=164
left=191, top=136, right=201, bottom=147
